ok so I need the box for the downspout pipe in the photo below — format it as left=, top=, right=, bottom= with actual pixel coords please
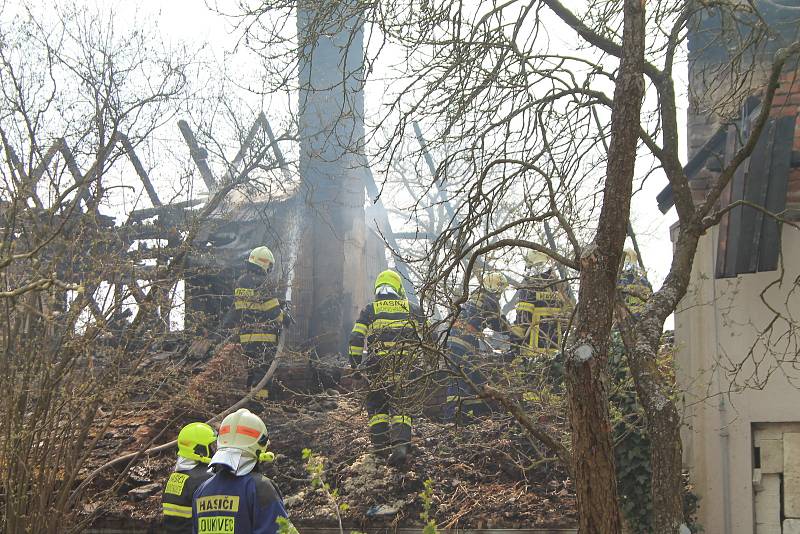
left=711, top=225, right=732, bottom=532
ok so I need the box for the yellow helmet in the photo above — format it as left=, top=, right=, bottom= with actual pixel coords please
left=217, top=408, right=270, bottom=460
left=482, top=272, right=508, bottom=293
left=374, top=269, right=405, bottom=296
left=177, top=422, right=217, bottom=464
left=624, top=248, right=638, bottom=267
left=248, top=246, right=275, bottom=273
left=524, top=249, right=549, bottom=268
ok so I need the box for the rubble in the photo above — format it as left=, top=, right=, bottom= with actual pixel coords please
left=79, top=346, right=577, bottom=530
left=367, top=503, right=401, bottom=517
left=185, top=343, right=249, bottom=413
left=341, top=453, right=394, bottom=500
left=128, top=483, right=161, bottom=501
left=283, top=490, right=307, bottom=508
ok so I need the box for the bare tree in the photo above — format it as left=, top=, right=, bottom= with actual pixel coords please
left=228, top=0, right=800, bottom=531
left=0, top=4, right=302, bottom=531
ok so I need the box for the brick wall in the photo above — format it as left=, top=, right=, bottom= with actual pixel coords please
left=685, top=67, right=800, bottom=213
left=773, top=71, right=800, bottom=211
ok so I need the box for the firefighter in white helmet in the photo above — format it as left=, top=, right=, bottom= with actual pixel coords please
left=192, top=408, right=295, bottom=534
left=222, top=246, right=293, bottom=406
left=619, top=248, right=652, bottom=317
left=444, top=270, right=511, bottom=422
left=510, top=250, right=567, bottom=359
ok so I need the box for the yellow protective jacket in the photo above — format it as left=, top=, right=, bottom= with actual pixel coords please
left=222, top=267, right=284, bottom=345
left=161, top=463, right=212, bottom=532
left=512, top=269, right=566, bottom=357
left=348, top=294, right=427, bottom=367
left=618, top=268, right=652, bottom=317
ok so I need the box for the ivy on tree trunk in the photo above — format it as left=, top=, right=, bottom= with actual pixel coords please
left=563, top=0, right=646, bottom=532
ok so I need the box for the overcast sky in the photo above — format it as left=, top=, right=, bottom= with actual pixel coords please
left=14, top=0, right=684, bottom=326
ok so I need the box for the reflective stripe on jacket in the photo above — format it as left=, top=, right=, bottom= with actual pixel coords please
left=162, top=464, right=212, bottom=533
left=192, top=469, right=293, bottom=534
left=348, top=295, right=427, bottom=366
left=514, top=270, right=566, bottom=356
left=222, top=269, right=283, bottom=346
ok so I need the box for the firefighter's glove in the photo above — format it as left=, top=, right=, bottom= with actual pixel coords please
left=282, top=311, right=295, bottom=327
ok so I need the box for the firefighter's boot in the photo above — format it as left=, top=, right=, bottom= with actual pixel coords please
left=388, top=415, right=412, bottom=468
left=368, top=414, right=391, bottom=458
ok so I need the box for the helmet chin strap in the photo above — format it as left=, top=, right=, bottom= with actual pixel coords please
left=181, top=451, right=210, bottom=464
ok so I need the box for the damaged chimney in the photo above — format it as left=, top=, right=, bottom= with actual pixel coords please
left=295, top=0, right=369, bottom=359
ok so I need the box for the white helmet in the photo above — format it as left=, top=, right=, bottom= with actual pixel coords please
left=248, top=246, right=275, bottom=273
left=482, top=272, right=508, bottom=294
left=524, top=249, right=549, bottom=269
left=217, top=408, right=269, bottom=459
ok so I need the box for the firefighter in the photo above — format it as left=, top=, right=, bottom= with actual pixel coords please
left=510, top=250, right=566, bottom=359
left=161, top=422, right=216, bottom=532
left=348, top=269, right=427, bottom=467
left=444, top=271, right=510, bottom=422
left=619, top=248, right=652, bottom=318
left=222, top=246, right=292, bottom=403
left=192, top=408, right=295, bottom=534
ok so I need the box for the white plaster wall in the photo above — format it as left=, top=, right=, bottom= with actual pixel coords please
left=675, top=223, right=800, bottom=533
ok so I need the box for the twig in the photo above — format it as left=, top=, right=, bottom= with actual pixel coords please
left=69, top=331, right=287, bottom=500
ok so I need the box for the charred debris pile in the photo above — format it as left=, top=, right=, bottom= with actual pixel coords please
left=82, top=342, right=577, bottom=531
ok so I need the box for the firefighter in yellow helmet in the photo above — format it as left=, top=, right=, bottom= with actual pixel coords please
left=444, top=271, right=511, bottom=422
left=619, top=248, right=652, bottom=318
left=348, top=269, right=428, bottom=467
left=161, top=422, right=216, bottom=532
left=192, top=409, right=295, bottom=534
left=222, top=246, right=292, bottom=406
left=510, top=250, right=567, bottom=359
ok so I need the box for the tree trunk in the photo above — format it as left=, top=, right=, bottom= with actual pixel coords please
left=650, top=402, right=685, bottom=532
left=623, top=324, right=686, bottom=533
left=566, top=340, right=622, bottom=533
left=563, top=1, right=645, bottom=532
left=623, top=230, right=701, bottom=532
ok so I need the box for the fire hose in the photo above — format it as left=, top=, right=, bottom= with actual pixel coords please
left=69, top=331, right=286, bottom=504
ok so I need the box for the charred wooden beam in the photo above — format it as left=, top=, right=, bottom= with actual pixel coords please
left=29, top=139, right=65, bottom=183
left=260, top=113, right=293, bottom=184
left=362, top=166, right=419, bottom=305
left=222, top=115, right=265, bottom=185
left=0, top=127, right=43, bottom=210
left=413, top=122, right=526, bottom=296
left=57, top=140, right=91, bottom=205
left=413, top=121, right=456, bottom=221
left=117, top=133, right=162, bottom=207
left=177, top=120, right=218, bottom=191
left=127, top=199, right=204, bottom=222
